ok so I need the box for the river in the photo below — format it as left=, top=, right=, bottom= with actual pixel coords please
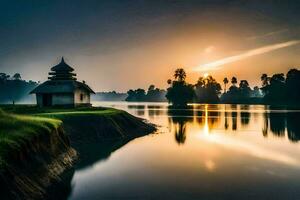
left=67, top=102, right=300, bottom=200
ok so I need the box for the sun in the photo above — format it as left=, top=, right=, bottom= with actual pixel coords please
left=203, top=73, right=209, bottom=78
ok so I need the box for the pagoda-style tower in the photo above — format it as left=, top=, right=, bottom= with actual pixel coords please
left=48, top=57, right=77, bottom=80
left=30, top=57, right=95, bottom=107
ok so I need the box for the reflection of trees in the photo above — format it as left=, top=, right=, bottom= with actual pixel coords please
left=168, top=108, right=193, bottom=145
left=207, top=111, right=220, bottom=127
left=231, top=105, right=237, bottom=131
left=51, top=139, right=134, bottom=199
left=262, top=113, right=269, bottom=137
left=224, top=105, right=229, bottom=130
left=262, top=111, right=300, bottom=142
left=148, top=105, right=163, bottom=118
left=240, top=105, right=251, bottom=126
left=195, top=105, right=220, bottom=129
left=128, top=105, right=145, bottom=116
left=287, top=112, right=300, bottom=142
left=269, top=112, right=285, bottom=137
left=174, top=118, right=187, bottom=144
left=224, top=111, right=229, bottom=130
left=74, top=140, right=133, bottom=170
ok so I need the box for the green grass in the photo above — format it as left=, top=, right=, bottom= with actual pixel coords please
left=0, top=104, right=124, bottom=120
left=0, top=105, right=148, bottom=168
left=0, top=104, right=107, bottom=114
left=35, top=108, right=123, bottom=119
left=0, top=109, right=61, bottom=168
left=0, top=105, right=127, bottom=167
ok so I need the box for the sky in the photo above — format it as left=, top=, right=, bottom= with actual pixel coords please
left=1, top=0, right=300, bottom=92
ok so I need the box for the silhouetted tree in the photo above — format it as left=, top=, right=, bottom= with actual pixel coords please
left=125, top=88, right=146, bottom=101
left=260, top=69, right=300, bottom=104
left=166, top=68, right=195, bottom=107
left=286, top=69, right=300, bottom=103
left=146, top=85, right=167, bottom=102
left=125, top=85, right=167, bottom=102
left=239, top=80, right=251, bottom=97
left=231, top=76, right=237, bottom=86
left=0, top=72, right=37, bottom=103
left=221, top=78, right=240, bottom=103
left=174, top=68, right=186, bottom=82
left=261, top=73, right=270, bottom=87
left=262, top=73, right=286, bottom=103
left=223, top=77, right=229, bottom=93
left=148, top=84, right=155, bottom=91
left=195, top=75, right=221, bottom=103
left=221, top=78, right=261, bottom=103
left=0, top=73, right=10, bottom=82
left=13, top=73, right=21, bottom=80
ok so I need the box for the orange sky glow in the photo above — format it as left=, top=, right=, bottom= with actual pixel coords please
left=1, top=1, right=300, bottom=92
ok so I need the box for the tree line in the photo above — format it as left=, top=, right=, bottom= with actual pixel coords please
left=92, top=91, right=127, bottom=101
left=0, top=73, right=38, bottom=104
left=165, top=68, right=300, bottom=107
left=125, top=85, right=167, bottom=102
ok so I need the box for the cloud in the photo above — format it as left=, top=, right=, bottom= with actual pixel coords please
left=247, top=29, right=289, bottom=40
left=193, top=40, right=300, bottom=72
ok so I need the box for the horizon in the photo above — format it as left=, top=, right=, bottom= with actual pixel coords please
left=1, top=0, right=300, bottom=92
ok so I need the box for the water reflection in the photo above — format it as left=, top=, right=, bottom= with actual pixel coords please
left=287, top=112, right=300, bottom=142
left=240, top=105, right=250, bottom=126
left=74, top=140, right=134, bottom=170
left=263, top=111, right=300, bottom=142
left=162, top=104, right=300, bottom=144
left=168, top=109, right=193, bottom=144
left=128, top=105, right=145, bottom=116
left=56, top=139, right=134, bottom=199
left=68, top=102, right=300, bottom=200
left=231, top=104, right=238, bottom=131
left=224, top=105, right=229, bottom=130
left=148, top=105, right=164, bottom=118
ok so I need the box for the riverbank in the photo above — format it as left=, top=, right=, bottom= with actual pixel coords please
left=0, top=110, right=77, bottom=199
left=0, top=105, right=156, bottom=199
left=1, top=105, right=157, bottom=142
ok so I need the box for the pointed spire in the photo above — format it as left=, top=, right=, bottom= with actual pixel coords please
left=49, top=57, right=76, bottom=80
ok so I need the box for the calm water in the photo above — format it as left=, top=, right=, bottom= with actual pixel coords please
left=68, top=102, right=300, bottom=200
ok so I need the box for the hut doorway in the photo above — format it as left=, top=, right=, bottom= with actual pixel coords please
left=42, top=94, right=52, bottom=106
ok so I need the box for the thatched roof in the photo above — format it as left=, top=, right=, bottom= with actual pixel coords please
left=30, top=80, right=95, bottom=94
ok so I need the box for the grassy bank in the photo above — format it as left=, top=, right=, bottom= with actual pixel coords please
left=1, top=105, right=156, bottom=142
left=0, top=108, right=77, bottom=199
left=0, top=105, right=155, bottom=198
left=0, top=109, right=62, bottom=168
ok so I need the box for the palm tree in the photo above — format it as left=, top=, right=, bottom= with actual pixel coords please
left=174, top=68, right=186, bottom=82
left=231, top=76, right=237, bottom=86
left=223, top=77, right=229, bottom=93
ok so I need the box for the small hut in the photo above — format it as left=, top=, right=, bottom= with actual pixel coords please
left=30, top=57, right=95, bottom=107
